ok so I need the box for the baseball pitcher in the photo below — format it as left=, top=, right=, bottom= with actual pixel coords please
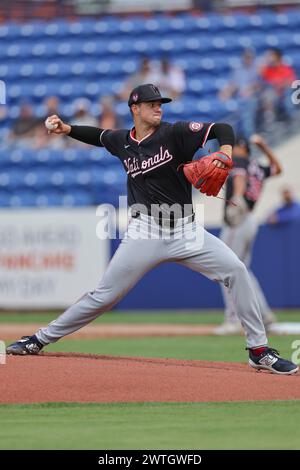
left=6, top=84, right=298, bottom=375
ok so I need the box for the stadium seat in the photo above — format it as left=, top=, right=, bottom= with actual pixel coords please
left=0, top=22, right=20, bottom=40
left=9, top=148, right=36, bottom=167
left=285, top=10, right=300, bottom=28
left=117, top=18, right=146, bottom=35
left=34, top=190, right=63, bottom=206
left=0, top=169, right=25, bottom=190
left=62, top=148, right=85, bottom=166
left=4, top=43, right=31, bottom=59
left=24, top=169, right=51, bottom=189
left=0, top=148, right=14, bottom=168
left=20, top=22, right=46, bottom=39
left=31, top=41, right=58, bottom=58
left=193, top=16, right=212, bottom=31
left=92, top=21, right=112, bottom=36
left=9, top=190, right=38, bottom=207
left=0, top=170, right=10, bottom=188
left=61, top=190, right=94, bottom=207
left=0, top=25, right=11, bottom=40
left=248, top=14, right=264, bottom=30
left=184, top=35, right=211, bottom=53
left=88, top=147, right=120, bottom=166
left=45, top=61, right=72, bottom=78
left=44, top=20, right=70, bottom=38
left=0, top=190, right=11, bottom=207
left=35, top=149, right=51, bottom=165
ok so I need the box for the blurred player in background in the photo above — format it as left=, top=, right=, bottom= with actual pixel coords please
left=214, top=134, right=282, bottom=335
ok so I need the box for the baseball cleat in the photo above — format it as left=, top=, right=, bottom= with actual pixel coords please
left=248, top=347, right=298, bottom=375
left=6, top=335, right=44, bottom=355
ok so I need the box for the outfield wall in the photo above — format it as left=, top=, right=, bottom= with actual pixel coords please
left=0, top=208, right=299, bottom=309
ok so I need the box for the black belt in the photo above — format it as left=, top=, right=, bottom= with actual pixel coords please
left=131, top=211, right=195, bottom=229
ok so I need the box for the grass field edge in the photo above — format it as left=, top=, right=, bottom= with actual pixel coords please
left=1, top=400, right=300, bottom=409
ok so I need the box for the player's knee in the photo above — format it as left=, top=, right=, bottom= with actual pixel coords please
left=224, top=259, right=248, bottom=287
left=233, top=257, right=247, bottom=273
left=88, top=289, right=120, bottom=311
left=232, top=259, right=249, bottom=282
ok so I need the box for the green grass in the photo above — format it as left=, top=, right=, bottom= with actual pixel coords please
left=2, top=310, right=300, bottom=451
left=1, top=309, right=300, bottom=325
left=0, top=310, right=222, bottom=324
left=2, top=310, right=298, bottom=363
left=0, top=401, right=300, bottom=450
left=44, top=335, right=297, bottom=363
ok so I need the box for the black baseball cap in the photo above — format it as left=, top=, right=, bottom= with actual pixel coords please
left=128, top=84, right=172, bottom=107
left=235, top=135, right=250, bottom=153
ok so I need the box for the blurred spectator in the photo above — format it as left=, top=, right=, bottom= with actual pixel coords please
left=153, top=57, right=186, bottom=100
left=35, top=96, right=66, bottom=148
left=220, top=49, right=260, bottom=137
left=98, top=95, right=123, bottom=129
left=43, top=95, right=61, bottom=117
left=71, top=98, right=98, bottom=126
left=9, top=102, right=39, bottom=146
left=118, top=57, right=156, bottom=101
left=69, top=98, right=98, bottom=147
left=0, top=105, right=7, bottom=122
left=11, top=102, right=39, bottom=137
left=267, top=187, right=300, bottom=224
left=0, top=105, right=8, bottom=141
left=260, top=48, right=297, bottom=124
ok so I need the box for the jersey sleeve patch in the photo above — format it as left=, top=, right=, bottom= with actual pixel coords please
left=189, top=122, right=204, bottom=132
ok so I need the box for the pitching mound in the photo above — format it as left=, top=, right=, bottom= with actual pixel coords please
left=1, top=353, right=299, bottom=404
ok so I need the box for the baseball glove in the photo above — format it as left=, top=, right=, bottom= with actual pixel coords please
left=179, top=152, right=233, bottom=197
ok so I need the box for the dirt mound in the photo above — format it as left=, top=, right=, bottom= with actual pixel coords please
left=1, top=353, right=299, bottom=404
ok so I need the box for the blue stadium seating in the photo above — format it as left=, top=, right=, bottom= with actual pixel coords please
left=1, top=9, right=299, bottom=207
left=8, top=190, right=38, bottom=207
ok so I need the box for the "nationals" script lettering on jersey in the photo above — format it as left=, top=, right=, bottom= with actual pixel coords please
left=124, top=147, right=173, bottom=178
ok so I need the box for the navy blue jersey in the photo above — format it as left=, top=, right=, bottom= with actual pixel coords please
left=100, top=121, right=214, bottom=212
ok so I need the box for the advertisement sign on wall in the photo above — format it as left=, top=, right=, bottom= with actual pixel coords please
left=0, top=208, right=110, bottom=309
